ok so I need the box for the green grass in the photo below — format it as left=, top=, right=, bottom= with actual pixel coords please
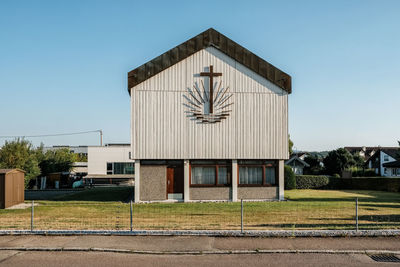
left=1, top=190, right=399, bottom=230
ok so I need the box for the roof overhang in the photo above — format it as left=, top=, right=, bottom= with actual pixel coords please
left=127, top=28, right=291, bottom=94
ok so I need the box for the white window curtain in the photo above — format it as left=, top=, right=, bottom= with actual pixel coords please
left=265, top=167, right=276, bottom=184
left=239, top=167, right=262, bottom=184
left=218, top=167, right=228, bottom=184
left=191, top=167, right=216, bottom=184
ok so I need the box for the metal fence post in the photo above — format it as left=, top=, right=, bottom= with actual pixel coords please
left=31, top=200, right=34, bottom=232
left=355, top=197, right=358, bottom=231
left=130, top=200, right=133, bottom=232
left=241, top=199, right=243, bottom=233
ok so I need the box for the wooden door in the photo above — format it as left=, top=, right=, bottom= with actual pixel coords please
left=167, top=167, right=174, bottom=194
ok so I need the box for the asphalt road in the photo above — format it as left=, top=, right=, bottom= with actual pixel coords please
left=0, top=250, right=394, bottom=267
left=0, top=236, right=399, bottom=266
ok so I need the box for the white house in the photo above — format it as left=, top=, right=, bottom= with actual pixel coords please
left=128, top=28, right=291, bottom=202
left=366, top=148, right=400, bottom=177
left=285, top=156, right=310, bottom=175
left=85, top=144, right=134, bottom=183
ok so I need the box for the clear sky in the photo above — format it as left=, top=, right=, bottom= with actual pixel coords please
left=0, top=0, right=399, bottom=151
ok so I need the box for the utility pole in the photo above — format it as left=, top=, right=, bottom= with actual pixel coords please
left=99, top=130, right=103, bottom=146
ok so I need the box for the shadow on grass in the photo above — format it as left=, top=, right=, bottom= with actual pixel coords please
left=246, top=222, right=400, bottom=229
left=313, top=214, right=400, bottom=222
left=52, top=187, right=134, bottom=202
left=360, top=203, right=400, bottom=209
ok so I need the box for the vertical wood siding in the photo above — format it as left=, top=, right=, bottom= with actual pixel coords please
left=131, top=47, right=288, bottom=160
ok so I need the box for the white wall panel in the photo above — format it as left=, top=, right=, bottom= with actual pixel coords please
left=131, top=47, right=288, bottom=160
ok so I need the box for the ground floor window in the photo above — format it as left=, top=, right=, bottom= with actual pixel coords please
left=190, top=160, right=231, bottom=186
left=238, top=160, right=277, bottom=186
left=107, top=162, right=134, bottom=175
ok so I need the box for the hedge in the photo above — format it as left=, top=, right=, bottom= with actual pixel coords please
left=295, top=175, right=331, bottom=189
left=295, top=175, right=400, bottom=192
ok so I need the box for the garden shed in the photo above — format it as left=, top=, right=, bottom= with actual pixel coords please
left=0, top=169, right=25, bottom=209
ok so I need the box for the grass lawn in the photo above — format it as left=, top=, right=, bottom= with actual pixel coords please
left=1, top=189, right=399, bottom=230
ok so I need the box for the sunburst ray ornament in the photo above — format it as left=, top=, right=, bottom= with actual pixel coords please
left=183, top=65, right=233, bottom=123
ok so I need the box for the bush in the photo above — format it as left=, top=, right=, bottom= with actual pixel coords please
left=295, top=175, right=331, bottom=189
left=284, top=165, right=296, bottom=190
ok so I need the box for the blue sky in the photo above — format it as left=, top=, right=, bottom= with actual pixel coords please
left=0, top=0, right=399, bottom=151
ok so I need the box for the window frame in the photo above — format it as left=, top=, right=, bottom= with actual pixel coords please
left=238, top=160, right=278, bottom=187
left=106, top=162, right=134, bottom=175
left=189, top=162, right=232, bottom=187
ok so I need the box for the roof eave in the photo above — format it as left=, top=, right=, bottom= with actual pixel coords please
left=127, top=28, right=291, bottom=95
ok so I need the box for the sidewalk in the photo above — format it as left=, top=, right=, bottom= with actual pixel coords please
left=0, top=235, right=399, bottom=253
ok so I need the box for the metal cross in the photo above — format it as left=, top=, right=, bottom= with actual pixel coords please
left=200, top=65, right=222, bottom=113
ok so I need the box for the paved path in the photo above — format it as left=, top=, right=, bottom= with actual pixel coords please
left=0, top=236, right=399, bottom=266
left=0, top=235, right=399, bottom=252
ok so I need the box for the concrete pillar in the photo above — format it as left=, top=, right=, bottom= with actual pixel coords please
left=134, top=160, right=141, bottom=203
left=231, top=160, right=238, bottom=202
left=184, top=159, right=190, bottom=202
left=278, top=160, right=284, bottom=200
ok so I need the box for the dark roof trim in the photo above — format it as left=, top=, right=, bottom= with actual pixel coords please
left=128, top=28, right=292, bottom=94
left=285, top=156, right=310, bottom=167
left=383, top=161, right=400, bottom=168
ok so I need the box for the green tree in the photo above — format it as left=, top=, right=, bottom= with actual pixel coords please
left=303, top=154, right=322, bottom=175
left=39, top=148, right=76, bottom=176
left=288, top=135, right=294, bottom=155
left=352, top=153, right=365, bottom=168
left=323, top=148, right=355, bottom=176
left=0, top=139, right=40, bottom=187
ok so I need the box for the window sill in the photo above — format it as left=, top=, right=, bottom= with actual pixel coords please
left=238, top=184, right=277, bottom=187
left=190, top=184, right=231, bottom=188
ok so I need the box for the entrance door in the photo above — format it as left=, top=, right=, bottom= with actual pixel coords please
left=167, top=167, right=174, bottom=195
left=166, top=166, right=184, bottom=200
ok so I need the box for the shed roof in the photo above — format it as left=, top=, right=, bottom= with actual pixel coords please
left=0, top=169, right=25, bottom=174
left=128, top=28, right=291, bottom=94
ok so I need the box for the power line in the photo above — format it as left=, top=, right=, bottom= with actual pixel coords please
left=0, top=130, right=102, bottom=138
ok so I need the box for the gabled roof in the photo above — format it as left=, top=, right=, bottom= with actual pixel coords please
left=128, top=28, right=291, bottom=94
left=381, top=148, right=400, bottom=160
left=285, top=156, right=310, bottom=167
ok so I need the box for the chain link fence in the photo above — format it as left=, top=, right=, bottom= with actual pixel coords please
left=1, top=196, right=400, bottom=231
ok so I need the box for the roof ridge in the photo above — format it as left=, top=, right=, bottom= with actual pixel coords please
left=127, top=28, right=291, bottom=94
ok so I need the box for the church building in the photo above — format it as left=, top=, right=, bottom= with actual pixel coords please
left=128, top=28, right=291, bottom=202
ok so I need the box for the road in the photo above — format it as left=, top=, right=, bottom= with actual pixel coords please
left=0, top=236, right=399, bottom=266
left=0, top=250, right=396, bottom=267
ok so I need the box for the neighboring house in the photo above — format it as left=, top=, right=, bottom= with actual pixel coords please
left=365, top=148, right=400, bottom=177
left=128, top=28, right=291, bottom=202
left=85, top=144, right=134, bottom=184
left=285, top=156, right=310, bottom=175
left=344, top=146, right=380, bottom=161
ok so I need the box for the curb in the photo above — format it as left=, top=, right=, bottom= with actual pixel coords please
left=0, top=247, right=399, bottom=255
left=0, top=230, right=400, bottom=237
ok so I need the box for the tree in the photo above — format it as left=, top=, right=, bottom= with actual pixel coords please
left=352, top=153, right=365, bottom=168
left=0, top=139, right=40, bottom=188
left=323, top=148, right=355, bottom=176
left=288, top=135, right=294, bottom=155
left=303, top=154, right=322, bottom=175
left=39, top=148, right=76, bottom=176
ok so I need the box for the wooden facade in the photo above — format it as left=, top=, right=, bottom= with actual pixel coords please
left=131, top=47, right=288, bottom=160
left=128, top=28, right=291, bottom=202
